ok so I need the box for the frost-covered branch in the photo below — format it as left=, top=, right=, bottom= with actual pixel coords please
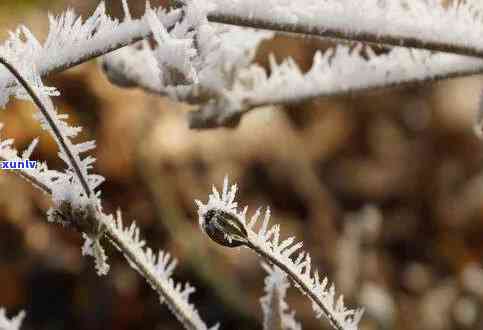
left=101, top=1, right=272, bottom=104
left=196, top=178, right=363, bottom=330
left=0, top=57, right=92, bottom=196
left=0, top=48, right=212, bottom=330
left=0, top=309, right=25, bottom=330
left=0, top=2, right=182, bottom=106
left=100, top=211, right=215, bottom=330
left=207, top=0, right=483, bottom=59
left=3, top=0, right=483, bottom=102
left=97, top=1, right=483, bottom=130
left=4, top=0, right=483, bottom=130
left=189, top=45, right=483, bottom=128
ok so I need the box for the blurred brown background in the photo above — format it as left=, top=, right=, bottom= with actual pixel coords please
left=1, top=1, right=483, bottom=330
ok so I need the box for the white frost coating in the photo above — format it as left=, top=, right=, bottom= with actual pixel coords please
left=98, top=0, right=271, bottom=103
left=0, top=309, right=25, bottom=330
left=0, top=25, right=211, bottom=328
left=197, top=44, right=483, bottom=125
left=0, top=129, right=213, bottom=328
left=261, top=263, right=301, bottom=330
left=208, top=0, right=483, bottom=56
left=2, top=0, right=483, bottom=120
left=195, top=178, right=238, bottom=230
left=0, top=85, right=213, bottom=330
left=82, top=233, right=110, bottom=276
left=100, top=41, right=162, bottom=91
left=0, top=59, right=107, bottom=274
left=196, top=24, right=273, bottom=93
left=0, top=1, right=182, bottom=106
left=98, top=0, right=276, bottom=109
left=101, top=210, right=216, bottom=330
left=0, top=2, right=212, bottom=327
left=145, top=5, right=198, bottom=86
left=196, top=178, right=363, bottom=330
left=13, top=64, right=104, bottom=205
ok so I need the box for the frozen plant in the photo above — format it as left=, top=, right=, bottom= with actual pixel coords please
left=196, top=177, right=363, bottom=330
left=2, top=0, right=483, bottom=329
left=1, top=1, right=483, bottom=128
left=0, top=48, right=213, bottom=330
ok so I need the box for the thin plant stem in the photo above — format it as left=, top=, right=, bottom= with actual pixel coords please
left=0, top=72, right=207, bottom=329
left=208, top=12, right=483, bottom=59
left=0, top=57, right=92, bottom=197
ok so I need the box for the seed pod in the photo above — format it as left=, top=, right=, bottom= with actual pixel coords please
left=202, top=209, right=248, bottom=247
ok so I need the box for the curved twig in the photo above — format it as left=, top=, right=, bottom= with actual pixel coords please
left=0, top=57, right=91, bottom=197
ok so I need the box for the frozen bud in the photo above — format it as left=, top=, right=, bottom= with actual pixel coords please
left=202, top=209, right=248, bottom=247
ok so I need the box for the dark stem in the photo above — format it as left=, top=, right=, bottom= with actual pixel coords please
left=3, top=7, right=481, bottom=95
left=0, top=57, right=92, bottom=197
left=208, top=12, right=483, bottom=59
